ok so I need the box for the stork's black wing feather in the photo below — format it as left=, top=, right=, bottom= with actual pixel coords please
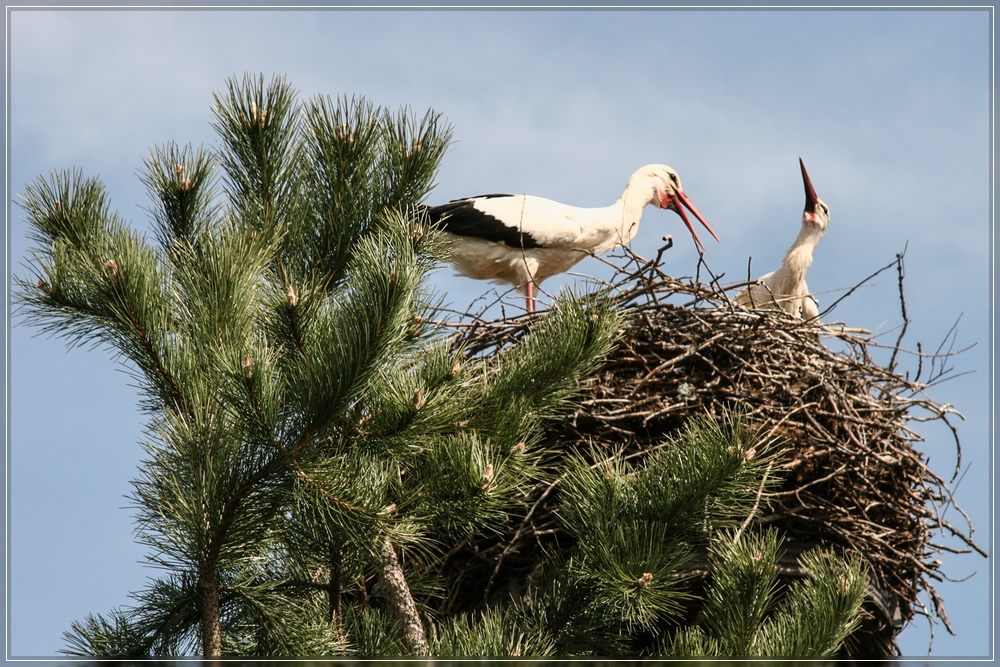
left=424, top=195, right=542, bottom=249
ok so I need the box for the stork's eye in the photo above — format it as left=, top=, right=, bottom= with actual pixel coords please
left=668, top=173, right=679, bottom=185
left=819, top=204, right=828, bottom=214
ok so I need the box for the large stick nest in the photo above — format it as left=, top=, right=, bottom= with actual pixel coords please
left=443, top=242, right=983, bottom=657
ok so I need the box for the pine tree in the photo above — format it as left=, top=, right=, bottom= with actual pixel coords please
left=17, top=73, right=620, bottom=657
left=17, top=73, right=869, bottom=658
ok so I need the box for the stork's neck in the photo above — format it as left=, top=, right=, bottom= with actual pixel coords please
left=611, top=182, right=657, bottom=243
left=780, top=223, right=825, bottom=280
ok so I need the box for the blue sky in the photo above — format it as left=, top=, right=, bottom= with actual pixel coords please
left=6, top=7, right=992, bottom=658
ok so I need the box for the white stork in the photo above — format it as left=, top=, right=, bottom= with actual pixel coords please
left=735, top=158, right=830, bottom=320
left=426, top=164, right=719, bottom=313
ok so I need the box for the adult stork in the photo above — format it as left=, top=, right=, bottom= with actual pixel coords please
left=735, top=158, right=830, bottom=320
left=426, top=164, right=719, bottom=313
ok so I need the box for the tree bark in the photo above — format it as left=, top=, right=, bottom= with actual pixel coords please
left=377, top=536, right=428, bottom=655
left=200, top=567, right=222, bottom=657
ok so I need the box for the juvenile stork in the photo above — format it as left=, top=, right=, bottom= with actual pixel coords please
left=735, top=158, right=830, bottom=320
left=426, top=164, right=719, bottom=313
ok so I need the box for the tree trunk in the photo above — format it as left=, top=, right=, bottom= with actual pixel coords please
left=200, top=567, right=222, bottom=657
left=377, top=536, right=428, bottom=655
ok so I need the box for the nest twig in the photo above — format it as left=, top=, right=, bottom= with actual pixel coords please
left=442, top=242, right=983, bottom=657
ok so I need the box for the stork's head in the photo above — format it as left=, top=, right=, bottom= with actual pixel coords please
left=629, top=164, right=720, bottom=251
left=799, top=158, right=830, bottom=234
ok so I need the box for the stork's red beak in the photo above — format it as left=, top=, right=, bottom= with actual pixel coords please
left=800, top=158, right=819, bottom=215
left=663, top=190, right=720, bottom=251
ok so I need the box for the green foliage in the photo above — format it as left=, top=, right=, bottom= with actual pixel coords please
left=429, top=607, right=557, bottom=657
left=559, top=412, right=782, bottom=542
left=340, top=606, right=407, bottom=656
left=62, top=573, right=203, bottom=657
left=408, top=432, right=525, bottom=540
left=545, top=411, right=782, bottom=639
left=63, top=611, right=154, bottom=658
left=572, top=520, right=696, bottom=631
left=211, top=73, right=302, bottom=237
left=663, top=530, right=869, bottom=657
left=516, top=558, right=632, bottom=656
left=219, top=584, right=350, bottom=657
left=700, top=529, right=784, bottom=654
left=141, top=143, right=219, bottom=250
left=754, top=547, right=869, bottom=656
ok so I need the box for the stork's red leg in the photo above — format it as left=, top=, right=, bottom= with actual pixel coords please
left=525, top=281, right=535, bottom=314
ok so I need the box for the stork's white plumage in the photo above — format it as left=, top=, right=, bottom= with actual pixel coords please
left=735, top=158, right=830, bottom=320
left=426, top=165, right=719, bottom=313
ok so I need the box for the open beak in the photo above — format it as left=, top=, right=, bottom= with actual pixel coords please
left=663, top=190, right=720, bottom=251
left=800, top=157, right=819, bottom=214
